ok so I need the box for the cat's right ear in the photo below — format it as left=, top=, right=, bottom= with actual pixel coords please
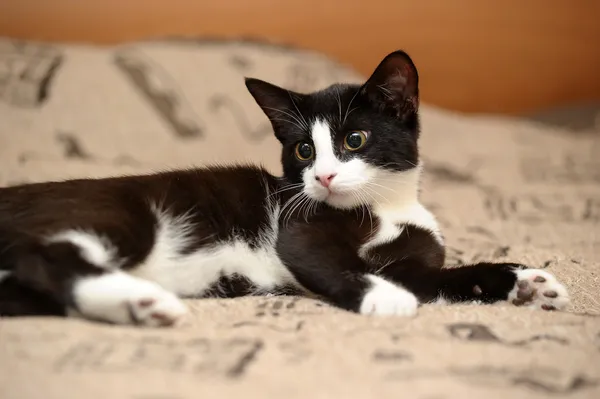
left=245, top=78, right=297, bottom=122
left=360, top=50, right=419, bottom=122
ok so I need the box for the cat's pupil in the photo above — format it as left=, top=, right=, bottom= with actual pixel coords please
left=346, top=132, right=363, bottom=149
left=298, top=143, right=313, bottom=159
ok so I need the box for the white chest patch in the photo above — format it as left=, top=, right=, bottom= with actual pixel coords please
left=130, top=204, right=298, bottom=297
left=356, top=165, right=443, bottom=258
left=359, top=202, right=443, bottom=258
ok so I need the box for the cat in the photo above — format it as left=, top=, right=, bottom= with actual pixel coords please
left=0, top=50, right=569, bottom=327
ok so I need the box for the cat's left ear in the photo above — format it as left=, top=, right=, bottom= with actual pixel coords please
left=361, top=50, right=419, bottom=120
left=245, top=77, right=300, bottom=122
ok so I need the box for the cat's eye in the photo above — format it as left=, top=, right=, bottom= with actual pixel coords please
left=295, top=142, right=314, bottom=161
left=343, top=131, right=368, bottom=151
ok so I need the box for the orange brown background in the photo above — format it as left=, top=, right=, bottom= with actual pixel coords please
left=1, top=0, right=599, bottom=114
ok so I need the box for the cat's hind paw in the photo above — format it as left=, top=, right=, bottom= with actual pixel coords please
left=126, top=289, right=189, bottom=327
left=360, top=274, right=418, bottom=316
left=72, top=272, right=189, bottom=327
left=509, top=269, right=570, bottom=311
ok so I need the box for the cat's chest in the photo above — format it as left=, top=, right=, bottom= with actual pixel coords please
left=359, top=202, right=442, bottom=257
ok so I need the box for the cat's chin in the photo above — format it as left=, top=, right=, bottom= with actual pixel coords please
left=322, top=192, right=366, bottom=210
left=304, top=186, right=369, bottom=210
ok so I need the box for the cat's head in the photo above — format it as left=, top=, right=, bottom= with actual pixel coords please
left=246, top=50, right=421, bottom=210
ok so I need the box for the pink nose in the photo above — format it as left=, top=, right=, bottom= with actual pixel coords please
left=315, top=173, right=337, bottom=188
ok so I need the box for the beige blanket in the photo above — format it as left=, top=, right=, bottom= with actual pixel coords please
left=1, top=38, right=599, bottom=399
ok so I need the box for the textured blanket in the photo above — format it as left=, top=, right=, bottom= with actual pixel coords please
left=1, top=38, right=599, bottom=399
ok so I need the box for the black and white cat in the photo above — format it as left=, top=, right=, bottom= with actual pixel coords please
left=0, top=50, right=569, bottom=327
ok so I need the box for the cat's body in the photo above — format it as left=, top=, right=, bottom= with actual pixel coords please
left=0, top=51, right=569, bottom=326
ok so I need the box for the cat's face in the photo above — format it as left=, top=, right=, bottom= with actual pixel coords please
left=246, top=50, right=420, bottom=210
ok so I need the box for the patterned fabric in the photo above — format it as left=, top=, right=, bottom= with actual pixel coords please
left=1, top=37, right=599, bottom=399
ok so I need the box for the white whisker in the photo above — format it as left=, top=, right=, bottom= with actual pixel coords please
left=285, top=193, right=309, bottom=228
left=367, top=181, right=401, bottom=196
left=280, top=191, right=304, bottom=218
left=269, top=117, right=305, bottom=131
left=353, top=189, right=373, bottom=230
left=263, top=107, right=307, bottom=131
left=335, top=86, right=343, bottom=124
left=287, top=91, right=310, bottom=130
left=343, top=88, right=361, bottom=126
left=268, top=183, right=304, bottom=198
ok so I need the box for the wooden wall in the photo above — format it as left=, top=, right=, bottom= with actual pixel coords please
left=1, top=0, right=599, bottom=115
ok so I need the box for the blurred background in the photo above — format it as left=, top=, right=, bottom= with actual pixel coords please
left=1, top=0, right=599, bottom=116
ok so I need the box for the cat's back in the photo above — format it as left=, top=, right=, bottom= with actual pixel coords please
left=0, top=165, right=278, bottom=235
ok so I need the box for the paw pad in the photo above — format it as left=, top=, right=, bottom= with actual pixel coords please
left=509, top=269, right=569, bottom=311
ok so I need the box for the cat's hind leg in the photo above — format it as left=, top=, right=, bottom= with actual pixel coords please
left=70, top=270, right=189, bottom=326
left=10, top=230, right=188, bottom=326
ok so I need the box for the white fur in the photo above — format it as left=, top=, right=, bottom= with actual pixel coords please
left=310, top=119, right=339, bottom=178
left=303, top=119, right=377, bottom=209
left=72, top=271, right=188, bottom=326
left=360, top=274, right=418, bottom=316
left=46, top=230, right=117, bottom=268
left=128, top=202, right=298, bottom=297
left=509, top=269, right=570, bottom=310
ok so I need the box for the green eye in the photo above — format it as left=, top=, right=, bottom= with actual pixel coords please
left=344, top=131, right=368, bottom=151
left=295, top=142, right=314, bottom=161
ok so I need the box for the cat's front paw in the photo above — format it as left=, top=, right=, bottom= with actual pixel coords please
left=360, top=274, right=418, bottom=316
left=509, top=269, right=570, bottom=311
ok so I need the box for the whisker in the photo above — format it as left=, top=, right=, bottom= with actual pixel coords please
left=343, top=88, right=361, bottom=126
left=284, top=193, right=308, bottom=229
left=345, top=106, right=359, bottom=121
left=294, top=195, right=309, bottom=225
left=366, top=186, right=389, bottom=202
left=335, top=86, right=343, bottom=124
left=371, top=176, right=415, bottom=185
left=377, top=161, right=419, bottom=169
left=263, top=107, right=307, bottom=130
left=287, top=91, right=310, bottom=130
left=367, top=181, right=401, bottom=196
left=269, top=117, right=304, bottom=131
left=354, top=190, right=373, bottom=230
left=290, top=195, right=311, bottom=228
left=302, top=197, right=316, bottom=223
left=280, top=191, right=304, bottom=218
left=267, top=183, right=304, bottom=198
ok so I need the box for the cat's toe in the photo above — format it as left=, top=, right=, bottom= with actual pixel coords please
left=509, top=269, right=570, bottom=311
left=128, top=291, right=189, bottom=327
left=360, top=274, right=418, bottom=316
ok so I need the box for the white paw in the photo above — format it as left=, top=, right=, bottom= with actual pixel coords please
left=359, top=274, right=418, bottom=316
left=509, top=269, right=570, bottom=311
left=72, top=272, right=189, bottom=327
left=126, top=288, right=188, bottom=327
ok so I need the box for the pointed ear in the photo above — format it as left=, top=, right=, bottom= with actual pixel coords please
left=245, top=77, right=298, bottom=122
left=361, top=50, right=419, bottom=120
